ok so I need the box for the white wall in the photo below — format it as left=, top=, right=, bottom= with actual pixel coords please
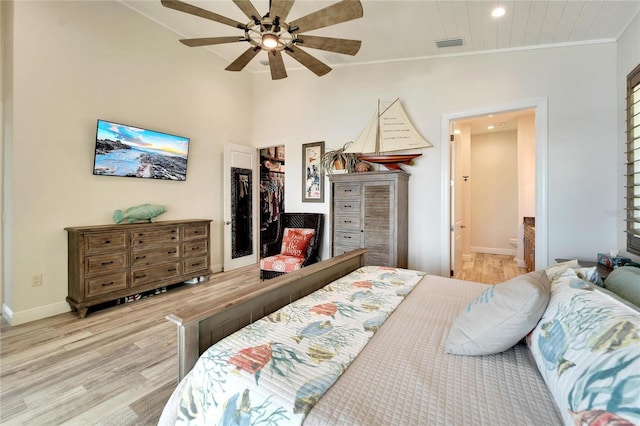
left=617, top=14, right=640, bottom=263
left=470, top=130, right=518, bottom=255
left=2, top=0, right=252, bottom=324
left=251, top=43, right=619, bottom=274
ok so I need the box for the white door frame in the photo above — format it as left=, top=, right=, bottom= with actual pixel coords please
left=439, top=98, right=549, bottom=277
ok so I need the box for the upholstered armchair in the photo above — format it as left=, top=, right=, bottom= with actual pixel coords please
left=260, top=213, right=324, bottom=280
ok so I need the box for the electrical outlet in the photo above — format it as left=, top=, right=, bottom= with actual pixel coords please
left=31, top=274, right=43, bottom=287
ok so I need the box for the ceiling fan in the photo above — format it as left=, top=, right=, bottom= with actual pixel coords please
left=161, top=0, right=364, bottom=80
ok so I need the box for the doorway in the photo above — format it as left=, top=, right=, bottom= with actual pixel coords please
left=259, top=145, right=285, bottom=259
left=441, top=99, right=548, bottom=278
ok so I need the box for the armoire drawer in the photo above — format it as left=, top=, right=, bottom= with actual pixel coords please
left=333, top=230, right=362, bottom=246
left=333, top=215, right=361, bottom=230
left=333, top=184, right=361, bottom=199
left=333, top=200, right=361, bottom=215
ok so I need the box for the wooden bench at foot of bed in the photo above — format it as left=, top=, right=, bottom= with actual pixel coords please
left=166, top=248, right=367, bottom=380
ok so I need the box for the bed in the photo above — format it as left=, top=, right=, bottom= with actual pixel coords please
left=161, top=250, right=640, bottom=426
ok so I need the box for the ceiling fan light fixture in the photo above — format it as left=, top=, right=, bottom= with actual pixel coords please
left=262, top=33, right=279, bottom=49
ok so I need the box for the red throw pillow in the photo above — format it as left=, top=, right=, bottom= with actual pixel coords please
left=281, top=228, right=315, bottom=258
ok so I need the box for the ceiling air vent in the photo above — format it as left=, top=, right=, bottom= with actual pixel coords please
left=436, top=37, right=464, bottom=48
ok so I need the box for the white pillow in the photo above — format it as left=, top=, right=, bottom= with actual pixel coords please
left=445, top=270, right=551, bottom=356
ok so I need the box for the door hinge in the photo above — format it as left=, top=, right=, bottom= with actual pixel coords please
left=450, top=269, right=454, bottom=277
left=450, top=134, right=455, bottom=142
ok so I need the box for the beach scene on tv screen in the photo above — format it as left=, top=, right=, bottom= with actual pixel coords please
left=94, top=120, right=189, bottom=181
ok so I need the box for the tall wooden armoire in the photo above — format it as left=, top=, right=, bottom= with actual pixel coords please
left=330, top=170, right=409, bottom=268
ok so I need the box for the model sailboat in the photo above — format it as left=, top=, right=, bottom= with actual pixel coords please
left=345, top=98, right=432, bottom=170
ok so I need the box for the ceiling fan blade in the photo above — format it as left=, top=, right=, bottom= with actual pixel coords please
left=268, top=50, right=288, bottom=80
left=161, top=0, right=246, bottom=29
left=180, top=36, right=243, bottom=47
left=270, top=0, right=295, bottom=22
left=285, top=46, right=332, bottom=77
left=295, top=35, right=361, bottom=56
left=288, top=0, right=363, bottom=33
left=225, top=47, right=261, bottom=72
left=232, top=0, right=261, bottom=22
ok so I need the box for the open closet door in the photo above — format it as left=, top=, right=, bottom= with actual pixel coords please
left=223, top=143, right=258, bottom=271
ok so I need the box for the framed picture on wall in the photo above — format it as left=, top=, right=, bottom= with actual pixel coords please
left=302, top=141, right=324, bottom=203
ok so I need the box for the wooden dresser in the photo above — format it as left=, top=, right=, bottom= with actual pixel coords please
left=330, top=171, right=408, bottom=268
left=65, top=219, right=212, bottom=317
left=523, top=217, right=535, bottom=272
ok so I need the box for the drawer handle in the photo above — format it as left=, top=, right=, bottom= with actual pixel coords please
left=171, top=236, right=177, bottom=240
left=171, top=230, right=177, bottom=233
left=345, top=189, right=352, bottom=192
left=168, top=250, right=177, bottom=254
left=101, top=281, right=115, bottom=287
left=343, top=220, right=352, bottom=224
left=104, top=240, right=110, bottom=244
left=135, top=274, right=146, bottom=279
left=137, top=233, right=144, bottom=237
left=191, top=262, right=201, bottom=267
left=135, top=255, right=146, bottom=260
left=101, top=261, right=114, bottom=266
left=191, top=246, right=200, bottom=251
left=168, top=267, right=177, bottom=272
left=343, top=205, right=352, bottom=208
left=138, top=241, right=144, bottom=244
left=343, top=236, right=352, bottom=239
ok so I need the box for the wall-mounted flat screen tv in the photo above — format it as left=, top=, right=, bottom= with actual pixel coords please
left=93, top=119, right=190, bottom=181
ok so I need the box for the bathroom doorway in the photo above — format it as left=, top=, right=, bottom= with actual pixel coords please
left=444, top=99, right=548, bottom=278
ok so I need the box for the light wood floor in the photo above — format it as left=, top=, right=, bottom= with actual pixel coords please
left=0, top=254, right=525, bottom=425
left=457, top=252, right=528, bottom=284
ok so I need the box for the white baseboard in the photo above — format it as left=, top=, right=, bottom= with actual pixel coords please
left=471, top=246, right=517, bottom=257
left=2, top=301, right=70, bottom=326
left=210, top=263, right=223, bottom=274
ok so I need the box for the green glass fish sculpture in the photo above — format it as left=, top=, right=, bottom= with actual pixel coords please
left=113, top=204, right=167, bottom=224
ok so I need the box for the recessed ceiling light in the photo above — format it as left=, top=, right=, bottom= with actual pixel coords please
left=487, top=125, right=495, bottom=130
left=492, top=7, right=506, bottom=17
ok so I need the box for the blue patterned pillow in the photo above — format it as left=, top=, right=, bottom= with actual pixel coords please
left=527, top=268, right=640, bottom=425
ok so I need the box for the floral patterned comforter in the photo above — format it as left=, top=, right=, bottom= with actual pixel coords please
left=172, top=266, right=425, bottom=425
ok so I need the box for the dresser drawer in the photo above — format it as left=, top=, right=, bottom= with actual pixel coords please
left=132, top=245, right=180, bottom=267
left=183, top=240, right=208, bottom=258
left=86, top=272, right=128, bottom=297
left=85, top=232, right=127, bottom=254
left=131, top=263, right=180, bottom=287
left=131, top=227, right=180, bottom=248
left=86, top=252, right=128, bottom=275
left=183, top=224, right=208, bottom=241
left=333, top=183, right=361, bottom=199
left=333, top=215, right=361, bottom=230
left=183, top=256, right=209, bottom=274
